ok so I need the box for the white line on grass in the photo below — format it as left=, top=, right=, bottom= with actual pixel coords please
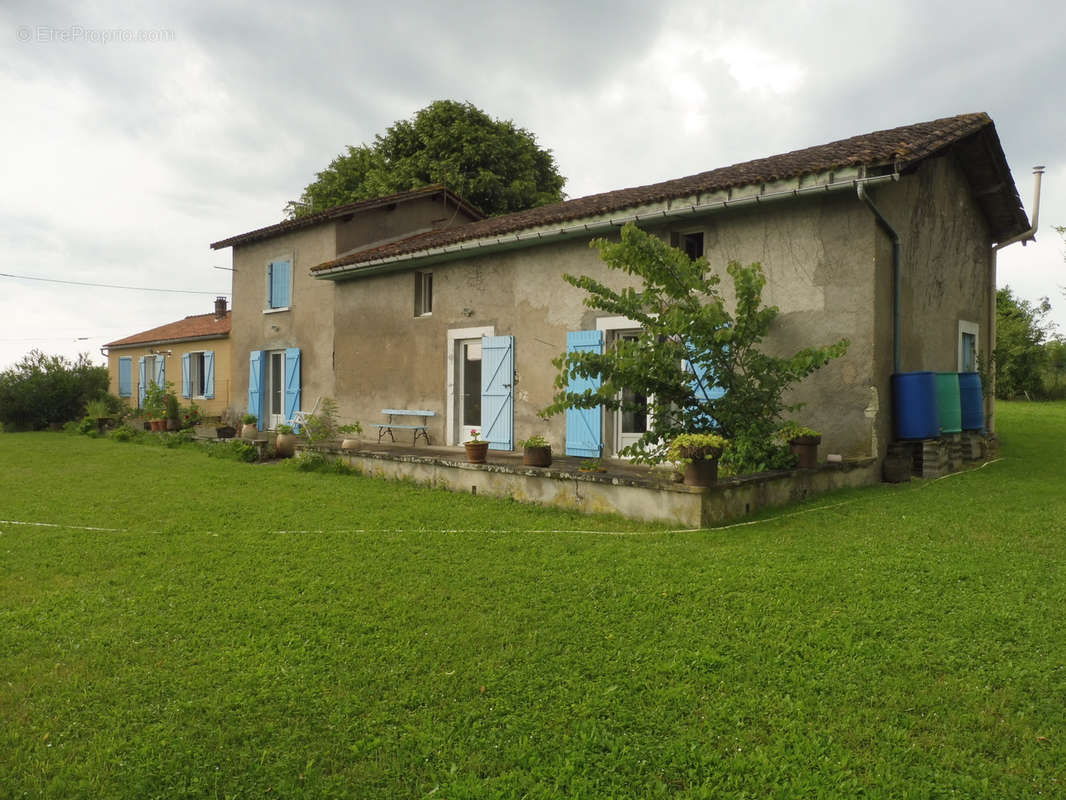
left=0, top=519, right=126, bottom=533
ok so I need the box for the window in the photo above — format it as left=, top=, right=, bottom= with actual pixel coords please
left=181, top=351, right=215, bottom=398
left=959, top=320, right=979, bottom=372
left=671, top=231, right=704, bottom=259
left=267, top=258, right=292, bottom=310
left=415, top=271, right=433, bottom=316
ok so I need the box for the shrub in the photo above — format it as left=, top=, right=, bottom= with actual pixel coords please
left=0, top=350, right=108, bottom=430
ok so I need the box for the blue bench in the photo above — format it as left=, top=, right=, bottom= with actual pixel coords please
left=372, top=409, right=436, bottom=445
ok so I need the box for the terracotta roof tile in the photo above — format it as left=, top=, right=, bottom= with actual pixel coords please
left=312, top=112, right=1027, bottom=272
left=105, top=311, right=230, bottom=348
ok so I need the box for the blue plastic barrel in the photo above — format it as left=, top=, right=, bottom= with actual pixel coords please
left=892, top=371, right=940, bottom=440
left=958, top=372, right=984, bottom=431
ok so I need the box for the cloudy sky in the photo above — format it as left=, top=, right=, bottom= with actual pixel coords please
left=2, top=0, right=1064, bottom=370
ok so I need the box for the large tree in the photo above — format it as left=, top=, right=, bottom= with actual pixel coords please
left=286, top=101, right=565, bottom=218
left=994, top=286, right=1053, bottom=399
left=543, top=223, right=848, bottom=473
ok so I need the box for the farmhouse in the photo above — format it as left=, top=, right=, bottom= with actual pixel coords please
left=211, top=112, right=1029, bottom=465
left=103, top=297, right=233, bottom=417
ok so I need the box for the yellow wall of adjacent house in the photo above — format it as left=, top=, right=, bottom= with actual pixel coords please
left=107, top=337, right=233, bottom=418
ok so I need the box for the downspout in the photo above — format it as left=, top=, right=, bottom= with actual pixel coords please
left=987, top=166, right=1045, bottom=432
left=856, top=182, right=903, bottom=374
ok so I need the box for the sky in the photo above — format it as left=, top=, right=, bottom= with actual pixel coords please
left=2, top=0, right=1064, bottom=370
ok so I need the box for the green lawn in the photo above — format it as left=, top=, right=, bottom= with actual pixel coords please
left=2, top=404, right=1065, bottom=798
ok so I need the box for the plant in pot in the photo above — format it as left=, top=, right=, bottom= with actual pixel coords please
left=84, top=398, right=113, bottom=433
left=339, top=421, right=363, bottom=450
left=668, top=432, right=728, bottom=487
left=519, top=434, right=552, bottom=467
left=464, top=429, right=489, bottom=464
left=165, top=393, right=181, bottom=431
left=142, top=382, right=167, bottom=432
left=241, top=413, right=259, bottom=439
left=776, top=422, right=822, bottom=469
left=274, top=423, right=298, bottom=458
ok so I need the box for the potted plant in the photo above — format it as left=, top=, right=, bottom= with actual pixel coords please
left=339, top=421, right=363, bottom=450
left=85, top=398, right=113, bottom=433
left=241, top=413, right=259, bottom=439
left=776, top=422, right=822, bottom=469
left=464, top=429, right=489, bottom=464
left=165, top=393, right=180, bottom=431
left=519, top=434, right=552, bottom=467
left=142, top=382, right=167, bottom=432
left=668, top=432, right=727, bottom=487
left=274, top=423, right=298, bottom=458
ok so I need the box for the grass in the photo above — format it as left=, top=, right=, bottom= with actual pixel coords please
left=1, top=403, right=1065, bottom=798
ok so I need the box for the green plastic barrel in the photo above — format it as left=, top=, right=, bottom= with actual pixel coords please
left=935, top=372, right=962, bottom=434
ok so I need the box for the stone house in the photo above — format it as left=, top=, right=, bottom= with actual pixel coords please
left=211, top=112, right=1029, bottom=462
left=103, top=298, right=232, bottom=417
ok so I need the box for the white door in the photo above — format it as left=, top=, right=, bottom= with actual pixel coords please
left=457, top=338, right=482, bottom=442
left=267, top=351, right=286, bottom=429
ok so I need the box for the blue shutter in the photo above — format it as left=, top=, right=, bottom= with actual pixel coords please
left=564, top=330, right=604, bottom=457
left=684, top=357, right=726, bottom=429
left=181, top=353, right=191, bottom=398
left=138, top=356, right=147, bottom=406
left=155, top=356, right=165, bottom=388
left=203, top=351, right=215, bottom=399
left=269, top=260, right=291, bottom=308
left=481, top=336, right=514, bottom=450
left=284, top=348, right=301, bottom=422
left=118, top=357, right=132, bottom=398
left=249, top=351, right=265, bottom=431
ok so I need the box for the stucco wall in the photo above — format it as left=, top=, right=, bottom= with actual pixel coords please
left=229, top=225, right=338, bottom=421
left=329, top=192, right=885, bottom=458
left=106, top=338, right=232, bottom=416
left=872, top=156, right=996, bottom=440
left=228, top=202, right=478, bottom=424
left=334, top=196, right=480, bottom=255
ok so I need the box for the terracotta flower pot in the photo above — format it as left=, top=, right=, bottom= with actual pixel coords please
left=150, top=419, right=166, bottom=432
left=241, top=423, right=259, bottom=439
left=523, top=445, right=552, bottom=467
left=464, top=441, right=489, bottom=463
left=789, top=435, right=822, bottom=469
left=682, top=456, right=719, bottom=487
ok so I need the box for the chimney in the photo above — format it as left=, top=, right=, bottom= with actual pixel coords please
left=215, top=296, right=228, bottom=319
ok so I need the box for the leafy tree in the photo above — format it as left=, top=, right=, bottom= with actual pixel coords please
left=286, top=100, right=565, bottom=218
left=994, top=287, right=1054, bottom=399
left=0, top=350, right=108, bottom=430
left=543, top=223, right=848, bottom=473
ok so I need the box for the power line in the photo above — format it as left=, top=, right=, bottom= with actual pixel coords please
left=0, top=272, right=230, bottom=295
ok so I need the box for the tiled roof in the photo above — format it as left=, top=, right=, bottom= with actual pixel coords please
left=312, top=112, right=1028, bottom=273
left=209, top=184, right=484, bottom=250
left=105, top=311, right=230, bottom=348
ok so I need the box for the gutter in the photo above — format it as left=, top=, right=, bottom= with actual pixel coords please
left=314, top=171, right=902, bottom=280
left=855, top=181, right=903, bottom=374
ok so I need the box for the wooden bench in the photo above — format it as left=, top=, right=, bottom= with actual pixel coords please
left=372, top=409, right=436, bottom=445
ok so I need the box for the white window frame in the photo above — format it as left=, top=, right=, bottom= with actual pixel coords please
left=446, top=325, right=494, bottom=445
left=264, top=253, right=294, bottom=313
left=415, top=271, right=433, bottom=317
left=958, top=320, right=980, bottom=372
left=188, top=351, right=207, bottom=399
left=596, top=316, right=656, bottom=457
